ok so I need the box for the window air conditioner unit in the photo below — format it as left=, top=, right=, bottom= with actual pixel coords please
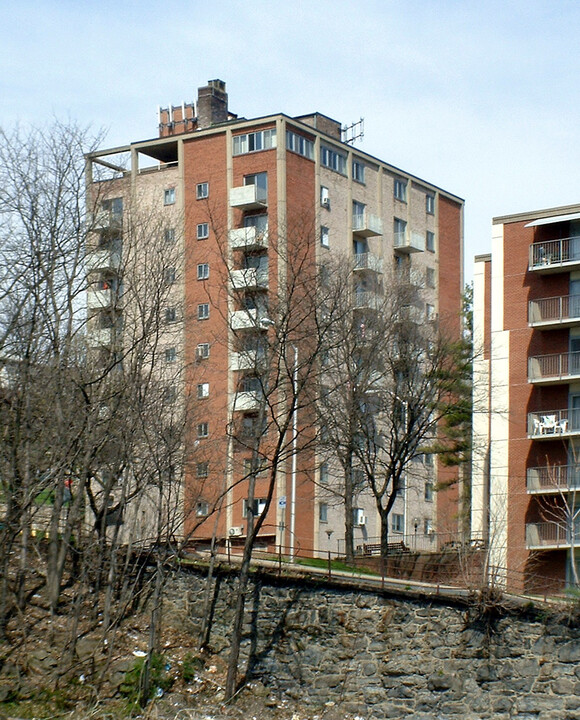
left=355, top=509, right=366, bottom=526
left=322, top=198, right=330, bottom=209
left=228, top=526, right=244, bottom=537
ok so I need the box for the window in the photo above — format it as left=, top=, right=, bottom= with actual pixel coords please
left=426, top=267, right=436, bottom=288
left=320, top=226, right=329, bottom=248
left=197, top=263, right=209, bottom=280
left=165, top=347, right=176, bottom=363
left=319, top=462, right=329, bottom=484
left=426, top=194, right=435, bottom=215
left=352, top=160, right=365, bottom=184
left=425, top=481, right=434, bottom=502
left=197, top=382, right=209, bottom=399
left=392, top=513, right=404, bottom=534
left=320, top=186, right=330, bottom=208
left=196, top=342, right=210, bottom=359
left=426, top=231, right=435, bottom=252
left=197, top=303, right=209, bottom=320
left=233, top=128, right=277, bottom=155
left=197, top=223, right=209, bottom=240
left=197, top=422, right=209, bottom=438
left=424, top=518, right=433, bottom=535
left=164, top=188, right=176, bottom=205
left=164, top=228, right=175, bottom=244
left=244, top=457, right=267, bottom=476
left=165, top=267, right=176, bottom=284
left=320, top=145, right=347, bottom=175
left=196, top=500, right=209, bottom=517
left=196, top=182, right=209, bottom=199
left=243, top=498, right=267, bottom=517
left=244, top=172, right=268, bottom=203
left=424, top=453, right=434, bottom=467
left=319, top=502, right=328, bottom=523
left=165, top=307, right=177, bottom=323
left=394, top=179, right=407, bottom=202
left=426, top=303, right=436, bottom=321
left=394, top=218, right=407, bottom=245
left=102, top=197, right=123, bottom=217
left=286, top=130, right=315, bottom=160
left=196, top=462, right=209, bottom=478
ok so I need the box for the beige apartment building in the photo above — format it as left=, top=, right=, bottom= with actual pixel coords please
left=85, top=80, right=464, bottom=557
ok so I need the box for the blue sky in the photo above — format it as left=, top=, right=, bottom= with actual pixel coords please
left=2, top=0, right=579, bottom=278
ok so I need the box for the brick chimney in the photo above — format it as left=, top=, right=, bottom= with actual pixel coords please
left=197, top=79, right=228, bottom=129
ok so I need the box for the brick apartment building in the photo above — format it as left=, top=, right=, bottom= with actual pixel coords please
left=473, top=204, right=580, bottom=593
left=85, top=80, right=464, bottom=557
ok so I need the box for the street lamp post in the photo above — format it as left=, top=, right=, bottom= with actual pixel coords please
left=326, top=529, right=333, bottom=579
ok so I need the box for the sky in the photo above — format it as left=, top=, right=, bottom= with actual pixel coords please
left=2, top=0, right=580, bottom=282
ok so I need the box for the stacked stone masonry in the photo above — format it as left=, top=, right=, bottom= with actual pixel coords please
left=168, top=568, right=580, bottom=719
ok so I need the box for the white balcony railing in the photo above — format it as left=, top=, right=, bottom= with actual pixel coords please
left=233, top=390, right=262, bottom=412
left=231, top=268, right=268, bottom=291
left=229, top=226, right=268, bottom=250
left=87, top=328, right=113, bottom=347
left=527, top=465, right=580, bottom=493
left=529, top=236, right=580, bottom=272
left=353, top=252, right=383, bottom=274
left=528, top=352, right=580, bottom=383
left=353, top=291, right=382, bottom=310
left=394, top=230, right=425, bottom=253
left=87, top=289, right=114, bottom=309
left=352, top=212, right=383, bottom=237
left=92, top=210, right=122, bottom=231
left=527, top=408, right=580, bottom=438
left=231, top=309, right=270, bottom=331
left=85, top=249, right=121, bottom=273
left=229, top=185, right=267, bottom=210
left=528, top=295, right=580, bottom=327
left=526, top=522, right=580, bottom=549
left=231, top=350, right=259, bottom=371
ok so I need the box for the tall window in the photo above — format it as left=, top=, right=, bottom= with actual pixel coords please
left=392, top=513, right=404, bottom=534
left=197, top=303, right=209, bottom=320
left=165, top=267, right=176, bottom=284
left=197, top=263, right=209, bottom=280
left=352, top=160, right=365, bottom=183
left=320, top=226, right=329, bottom=248
left=196, top=462, right=209, bottom=478
left=394, top=218, right=407, bottom=245
left=426, top=231, right=435, bottom=252
left=164, top=188, right=176, bottom=205
left=320, top=145, right=347, bottom=174
left=197, top=383, right=209, bottom=399
left=394, top=179, right=407, bottom=202
left=164, top=227, right=175, bottom=244
left=165, top=307, right=177, bottom=323
left=196, top=182, right=209, bottom=199
left=286, top=129, right=314, bottom=159
left=319, top=463, right=329, bottom=484
left=320, top=186, right=330, bottom=208
left=244, top=172, right=268, bottom=203
left=197, top=223, right=209, bottom=240
left=165, top=347, right=176, bottom=363
left=319, top=503, right=328, bottom=523
left=197, top=422, right=209, bottom=438
left=196, top=342, right=210, bottom=359
left=426, top=193, right=435, bottom=214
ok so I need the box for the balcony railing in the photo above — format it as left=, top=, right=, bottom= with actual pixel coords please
left=231, top=309, right=270, bottom=331
left=353, top=291, right=382, bottom=310
left=528, top=352, right=580, bottom=383
left=87, top=289, right=114, bottom=309
left=229, top=185, right=267, bottom=210
left=85, top=249, right=121, bottom=274
left=529, top=294, right=580, bottom=327
left=527, top=465, right=580, bottom=493
left=353, top=252, right=383, bottom=274
left=229, top=226, right=268, bottom=250
left=527, top=408, right=580, bottom=438
left=233, top=390, right=262, bottom=412
left=231, top=268, right=268, bottom=291
left=92, top=210, right=122, bottom=231
left=526, top=522, right=580, bottom=549
left=352, top=212, right=383, bottom=237
left=231, top=349, right=266, bottom=371
left=529, top=236, right=580, bottom=273
left=394, top=230, right=425, bottom=253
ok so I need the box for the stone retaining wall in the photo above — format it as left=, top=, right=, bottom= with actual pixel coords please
left=167, top=567, right=580, bottom=719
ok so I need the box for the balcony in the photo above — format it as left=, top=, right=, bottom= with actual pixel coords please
left=353, top=252, right=383, bottom=274
left=87, top=328, right=113, bottom=346
left=528, top=295, right=580, bottom=328
left=527, top=409, right=580, bottom=439
left=352, top=213, right=383, bottom=237
left=87, top=289, right=114, bottom=309
left=529, top=236, right=580, bottom=274
left=231, top=309, right=270, bottom=331
left=229, top=226, right=268, bottom=250
left=394, top=230, right=425, bottom=253
left=92, top=210, right=122, bottom=232
left=353, top=291, right=382, bottom=310
left=231, top=350, right=260, bottom=371
left=85, top=248, right=121, bottom=274
left=527, top=465, right=580, bottom=494
left=229, top=185, right=267, bottom=210
left=526, top=522, right=579, bottom=550
left=231, top=268, right=268, bottom=291
left=233, top=391, right=262, bottom=412
left=528, top=352, right=580, bottom=384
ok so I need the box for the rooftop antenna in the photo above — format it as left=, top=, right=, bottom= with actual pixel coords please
left=342, top=117, right=364, bottom=145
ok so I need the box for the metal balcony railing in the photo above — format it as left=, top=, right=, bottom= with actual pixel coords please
left=527, top=408, right=580, bottom=438
left=526, top=522, right=580, bottom=549
left=529, top=294, right=580, bottom=326
left=527, top=465, right=580, bottom=493
left=528, top=352, right=580, bottom=383
left=352, top=212, right=383, bottom=237
left=353, top=252, right=383, bottom=273
left=529, top=236, right=580, bottom=272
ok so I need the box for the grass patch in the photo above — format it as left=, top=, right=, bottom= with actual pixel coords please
left=295, top=556, right=379, bottom=576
